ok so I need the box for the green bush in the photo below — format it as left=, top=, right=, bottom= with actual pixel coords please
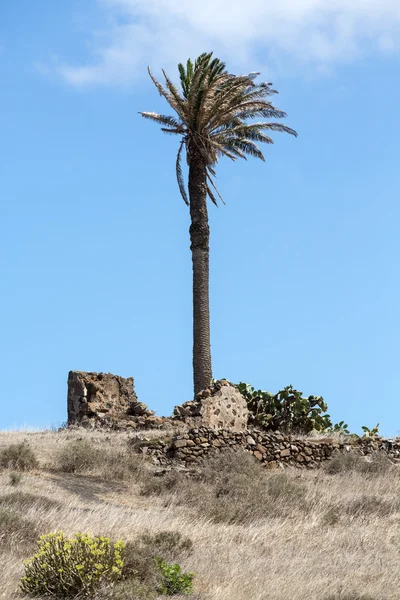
left=237, top=383, right=332, bottom=433
left=0, top=441, right=38, bottom=471
left=20, top=532, right=124, bottom=598
left=156, top=559, right=194, bottom=596
left=361, top=423, right=380, bottom=438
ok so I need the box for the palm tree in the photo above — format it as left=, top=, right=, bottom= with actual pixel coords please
left=140, top=52, right=297, bottom=397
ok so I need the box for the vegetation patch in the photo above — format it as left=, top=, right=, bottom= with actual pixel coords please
left=0, top=491, right=62, bottom=512
left=54, top=438, right=144, bottom=481
left=121, top=530, right=193, bottom=586
left=324, top=452, right=393, bottom=475
left=0, top=507, right=38, bottom=550
left=20, top=529, right=195, bottom=599
left=20, top=532, right=125, bottom=598
left=141, top=451, right=310, bottom=524
left=0, top=441, right=38, bottom=471
left=237, top=382, right=332, bottom=433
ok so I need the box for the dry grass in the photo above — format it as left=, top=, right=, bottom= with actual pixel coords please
left=0, top=429, right=399, bottom=600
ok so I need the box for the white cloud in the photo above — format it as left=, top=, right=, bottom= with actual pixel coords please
left=58, top=0, right=400, bottom=86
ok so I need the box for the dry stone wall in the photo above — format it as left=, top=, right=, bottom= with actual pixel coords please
left=134, top=427, right=400, bottom=469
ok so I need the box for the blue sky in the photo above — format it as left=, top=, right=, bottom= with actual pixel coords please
left=1, top=1, right=399, bottom=434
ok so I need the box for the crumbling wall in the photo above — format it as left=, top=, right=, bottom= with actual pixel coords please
left=173, top=380, right=249, bottom=432
left=68, top=371, right=142, bottom=426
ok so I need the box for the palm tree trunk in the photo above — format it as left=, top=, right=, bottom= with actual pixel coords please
left=188, top=147, right=212, bottom=396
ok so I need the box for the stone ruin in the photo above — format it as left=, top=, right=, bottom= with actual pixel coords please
left=67, top=371, right=400, bottom=470
left=67, top=371, right=249, bottom=432
left=173, top=379, right=249, bottom=432
left=67, top=371, right=159, bottom=429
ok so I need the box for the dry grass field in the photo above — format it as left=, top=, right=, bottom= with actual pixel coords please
left=1, top=428, right=399, bottom=600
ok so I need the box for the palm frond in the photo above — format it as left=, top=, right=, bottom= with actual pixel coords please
left=213, top=122, right=277, bottom=145
left=176, top=139, right=189, bottom=205
left=147, top=68, right=186, bottom=119
left=225, top=139, right=265, bottom=161
left=258, top=123, right=298, bottom=136
left=207, top=137, right=241, bottom=161
left=139, top=112, right=183, bottom=130
left=206, top=183, right=219, bottom=207
left=207, top=170, right=226, bottom=205
left=161, top=69, right=188, bottom=118
left=161, top=128, right=185, bottom=135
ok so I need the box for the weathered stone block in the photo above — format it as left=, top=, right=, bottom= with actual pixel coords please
left=173, top=381, right=249, bottom=432
left=67, top=371, right=138, bottom=425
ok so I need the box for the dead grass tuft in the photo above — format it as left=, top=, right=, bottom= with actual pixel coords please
left=324, top=594, right=385, bottom=600
left=54, top=437, right=146, bottom=481
left=0, top=491, right=62, bottom=512
left=141, top=450, right=310, bottom=524
left=0, top=507, right=38, bottom=551
left=324, top=451, right=393, bottom=475
left=0, top=441, right=38, bottom=471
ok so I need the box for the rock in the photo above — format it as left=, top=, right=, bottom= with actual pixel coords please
left=130, top=402, right=148, bottom=416
left=172, top=381, right=249, bottom=432
left=173, top=439, right=188, bottom=449
left=246, top=436, right=256, bottom=446
left=280, top=448, right=291, bottom=458
left=174, top=405, right=192, bottom=417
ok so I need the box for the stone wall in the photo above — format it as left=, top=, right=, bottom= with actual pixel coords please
left=133, top=427, right=400, bottom=469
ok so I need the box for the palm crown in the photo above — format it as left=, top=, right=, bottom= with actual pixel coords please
left=140, top=52, right=298, bottom=206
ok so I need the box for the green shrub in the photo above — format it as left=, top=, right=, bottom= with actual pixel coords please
left=156, top=559, right=194, bottom=596
left=20, top=532, right=124, bottom=598
left=361, top=423, right=380, bottom=438
left=0, top=441, right=38, bottom=471
left=237, top=383, right=332, bottom=433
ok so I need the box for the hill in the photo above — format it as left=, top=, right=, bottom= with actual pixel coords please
left=0, top=428, right=399, bottom=600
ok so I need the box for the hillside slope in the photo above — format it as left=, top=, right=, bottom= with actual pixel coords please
left=1, top=429, right=399, bottom=600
